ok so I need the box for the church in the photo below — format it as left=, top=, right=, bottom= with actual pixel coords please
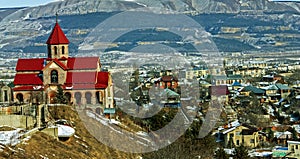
left=13, top=19, right=114, bottom=117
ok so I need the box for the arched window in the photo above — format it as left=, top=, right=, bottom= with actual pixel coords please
left=16, top=93, right=24, bottom=103
left=48, top=45, right=51, bottom=58
left=54, top=46, right=58, bottom=55
left=51, top=70, right=58, bottom=83
left=62, top=46, right=65, bottom=55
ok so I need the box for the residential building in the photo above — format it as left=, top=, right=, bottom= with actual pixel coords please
left=273, top=141, right=300, bottom=158
left=221, top=125, right=266, bottom=148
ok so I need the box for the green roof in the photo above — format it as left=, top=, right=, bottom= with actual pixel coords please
left=275, top=84, right=291, bottom=90
left=267, top=85, right=278, bottom=90
left=163, top=88, right=180, bottom=97
left=244, top=86, right=265, bottom=94
left=227, top=74, right=243, bottom=80
left=104, top=108, right=116, bottom=114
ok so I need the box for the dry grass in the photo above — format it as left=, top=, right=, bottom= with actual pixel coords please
left=0, top=126, right=15, bottom=131
left=0, top=106, right=139, bottom=159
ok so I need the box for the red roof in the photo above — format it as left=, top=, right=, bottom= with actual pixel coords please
left=97, top=72, right=109, bottom=86
left=63, top=71, right=109, bottom=90
left=67, top=57, right=99, bottom=70
left=210, top=85, right=230, bottom=96
left=65, top=72, right=97, bottom=84
left=46, top=22, right=69, bottom=45
left=51, top=59, right=68, bottom=70
left=161, top=76, right=178, bottom=82
left=16, top=59, right=45, bottom=71
left=14, top=74, right=43, bottom=85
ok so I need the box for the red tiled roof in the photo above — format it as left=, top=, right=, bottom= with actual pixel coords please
left=46, top=22, right=69, bottom=45
left=97, top=72, right=109, bottom=86
left=63, top=71, right=109, bottom=90
left=210, top=85, right=230, bottom=96
left=16, top=59, right=45, bottom=71
left=161, top=76, right=178, bottom=82
left=14, top=74, right=43, bottom=85
left=60, top=56, right=68, bottom=60
left=52, top=59, right=68, bottom=70
left=65, top=72, right=97, bottom=84
left=67, top=57, right=99, bottom=70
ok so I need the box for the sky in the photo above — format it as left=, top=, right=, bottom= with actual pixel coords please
left=0, top=0, right=300, bottom=8
left=0, top=0, right=56, bottom=8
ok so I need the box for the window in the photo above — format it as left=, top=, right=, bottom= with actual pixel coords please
left=296, top=145, right=298, bottom=150
left=62, top=46, right=65, bottom=55
left=54, top=46, right=58, bottom=55
left=236, top=140, right=239, bottom=146
left=48, top=46, right=51, bottom=58
left=4, top=90, right=8, bottom=102
left=250, top=139, right=255, bottom=143
left=51, top=70, right=58, bottom=83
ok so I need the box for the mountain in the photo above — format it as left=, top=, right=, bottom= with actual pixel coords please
left=2, top=0, right=300, bottom=21
left=0, top=0, right=299, bottom=54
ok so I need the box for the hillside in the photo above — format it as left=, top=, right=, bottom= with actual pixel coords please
left=0, top=0, right=300, bottom=53
left=0, top=106, right=138, bottom=159
left=0, top=0, right=299, bottom=54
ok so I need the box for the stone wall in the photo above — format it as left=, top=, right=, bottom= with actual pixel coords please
left=0, top=115, right=35, bottom=128
left=41, top=127, right=58, bottom=139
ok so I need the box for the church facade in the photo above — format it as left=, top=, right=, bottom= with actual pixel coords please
left=13, top=20, right=114, bottom=116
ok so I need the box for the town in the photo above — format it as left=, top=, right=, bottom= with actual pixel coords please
left=1, top=19, right=300, bottom=159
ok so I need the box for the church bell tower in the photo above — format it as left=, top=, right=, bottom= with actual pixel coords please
left=46, top=14, right=69, bottom=59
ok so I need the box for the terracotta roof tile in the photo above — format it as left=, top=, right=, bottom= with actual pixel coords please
left=97, top=72, right=109, bottom=86
left=46, top=22, right=69, bottom=45
left=65, top=72, right=97, bottom=84
left=67, top=57, right=99, bottom=70
left=14, top=74, right=43, bottom=85
left=16, top=59, right=45, bottom=71
left=52, top=59, right=68, bottom=70
left=210, top=85, right=230, bottom=96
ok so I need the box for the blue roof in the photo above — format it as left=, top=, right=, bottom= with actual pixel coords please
left=232, top=81, right=242, bottom=86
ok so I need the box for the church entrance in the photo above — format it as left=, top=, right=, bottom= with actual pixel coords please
left=48, top=91, right=56, bottom=104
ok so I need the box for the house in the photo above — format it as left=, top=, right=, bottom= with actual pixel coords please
left=212, top=75, right=227, bottom=85
left=287, top=141, right=300, bottom=158
left=239, top=86, right=266, bottom=103
left=231, top=81, right=242, bottom=90
left=263, top=85, right=281, bottom=103
left=199, top=80, right=211, bottom=99
left=157, top=75, right=178, bottom=90
left=276, top=83, right=292, bottom=99
left=274, top=131, right=293, bottom=146
left=12, top=19, right=115, bottom=117
left=221, top=125, right=266, bottom=148
left=272, top=141, right=300, bottom=158
left=185, top=66, right=209, bottom=80
left=161, top=88, right=180, bottom=107
left=227, top=74, right=243, bottom=85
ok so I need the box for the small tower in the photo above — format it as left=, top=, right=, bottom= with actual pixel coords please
left=46, top=14, right=69, bottom=59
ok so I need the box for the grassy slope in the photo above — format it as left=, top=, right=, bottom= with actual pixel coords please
left=0, top=106, right=138, bottom=159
